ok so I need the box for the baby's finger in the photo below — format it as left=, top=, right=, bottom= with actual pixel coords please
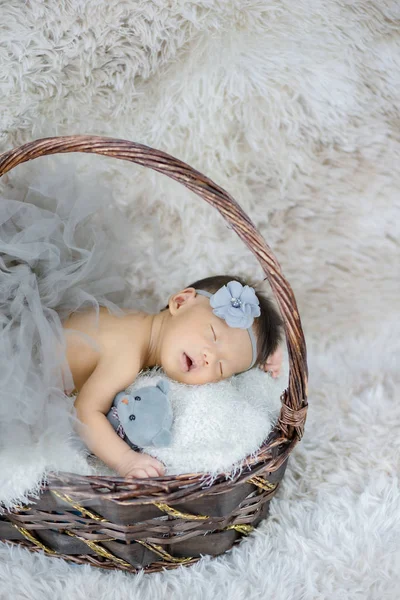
left=152, top=461, right=166, bottom=476
left=145, top=466, right=161, bottom=478
left=265, top=358, right=277, bottom=367
left=128, top=468, right=148, bottom=479
left=123, top=479, right=138, bottom=490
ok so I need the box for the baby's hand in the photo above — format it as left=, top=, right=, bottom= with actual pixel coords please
left=259, top=345, right=283, bottom=378
left=117, top=449, right=165, bottom=479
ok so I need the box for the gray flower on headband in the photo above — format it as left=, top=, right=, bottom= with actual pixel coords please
left=210, top=281, right=261, bottom=329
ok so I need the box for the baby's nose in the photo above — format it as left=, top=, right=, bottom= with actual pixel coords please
left=203, top=349, right=217, bottom=367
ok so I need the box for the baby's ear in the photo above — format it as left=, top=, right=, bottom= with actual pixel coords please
left=156, top=379, right=170, bottom=395
left=169, top=288, right=196, bottom=313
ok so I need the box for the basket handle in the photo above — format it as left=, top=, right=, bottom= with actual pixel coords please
left=0, top=135, right=308, bottom=440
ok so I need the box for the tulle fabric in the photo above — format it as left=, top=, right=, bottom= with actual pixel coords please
left=0, top=166, right=136, bottom=453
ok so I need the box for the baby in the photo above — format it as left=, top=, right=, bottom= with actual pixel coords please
left=62, top=275, right=284, bottom=480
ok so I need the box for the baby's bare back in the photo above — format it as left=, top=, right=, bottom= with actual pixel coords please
left=61, top=306, right=146, bottom=393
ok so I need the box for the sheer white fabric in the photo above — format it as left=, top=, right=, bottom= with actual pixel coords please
left=0, top=167, right=135, bottom=453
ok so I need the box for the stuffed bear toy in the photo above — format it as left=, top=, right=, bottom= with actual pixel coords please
left=106, top=378, right=173, bottom=450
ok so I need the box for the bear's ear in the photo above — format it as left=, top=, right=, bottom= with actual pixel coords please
left=114, top=391, right=127, bottom=404
left=156, top=379, right=170, bottom=395
left=114, top=392, right=134, bottom=406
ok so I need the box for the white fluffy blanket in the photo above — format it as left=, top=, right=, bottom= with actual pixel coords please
left=126, top=366, right=284, bottom=477
left=0, top=1, right=399, bottom=599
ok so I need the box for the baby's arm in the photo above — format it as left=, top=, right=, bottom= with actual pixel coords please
left=74, top=359, right=165, bottom=478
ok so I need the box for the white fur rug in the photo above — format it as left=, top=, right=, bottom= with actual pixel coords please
left=0, top=1, right=399, bottom=599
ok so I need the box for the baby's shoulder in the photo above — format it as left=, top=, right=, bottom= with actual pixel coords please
left=63, top=306, right=144, bottom=391
left=93, top=306, right=146, bottom=348
left=101, top=307, right=151, bottom=362
left=64, top=306, right=143, bottom=337
left=63, top=306, right=146, bottom=379
left=99, top=309, right=148, bottom=385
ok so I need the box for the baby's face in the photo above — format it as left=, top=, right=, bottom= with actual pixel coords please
left=159, top=290, right=254, bottom=385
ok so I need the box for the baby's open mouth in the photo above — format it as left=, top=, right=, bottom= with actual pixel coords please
left=182, top=352, right=194, bottom=371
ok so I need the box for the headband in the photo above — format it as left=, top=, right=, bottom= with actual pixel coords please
left=195, top=280, right=260, bottom=370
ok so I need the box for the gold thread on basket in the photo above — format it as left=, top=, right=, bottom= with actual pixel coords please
left=226, top=524, right=254, bottom=535
left=86, top=538, right=116, bottom=542
left=67, top=531, right=194, bottom=565
left=51, top=490, right=107, bottom=522
left=154, top=503, right=210, bottom=520
left=248, top=477, right=277, bottom=492
left=134, top=539, right=194, bottom=564
left=12, top=524, right=58, bottom=555
left=64, top=531, right=132, bottom=567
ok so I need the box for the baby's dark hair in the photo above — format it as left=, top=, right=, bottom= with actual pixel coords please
left=170, top=274, right=284, bottom=367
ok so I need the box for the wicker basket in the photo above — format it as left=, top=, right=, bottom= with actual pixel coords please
left=0, top=136, right=308, bottom=574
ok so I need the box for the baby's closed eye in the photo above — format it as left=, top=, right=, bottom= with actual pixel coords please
left=210, top=325, right=224, bottom=376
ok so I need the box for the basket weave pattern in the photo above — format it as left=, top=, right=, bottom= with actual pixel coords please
left=0, top=136, right=308, bottom=573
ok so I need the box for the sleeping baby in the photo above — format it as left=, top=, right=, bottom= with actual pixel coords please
left=61, top=275, right=284, bottom=480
